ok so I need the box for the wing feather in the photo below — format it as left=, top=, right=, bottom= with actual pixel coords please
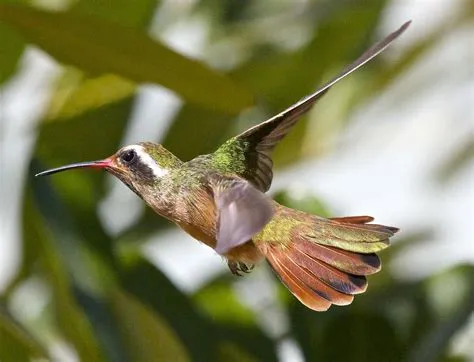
left=213, top=178, right=274, bottom=254
left=213, top=21, right=411, bottom=191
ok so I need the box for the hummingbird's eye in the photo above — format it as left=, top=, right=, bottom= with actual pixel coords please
left=120, top=149, right=137, bottom=164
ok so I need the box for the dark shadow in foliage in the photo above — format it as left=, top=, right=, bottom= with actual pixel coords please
left=73, top=286, right=130, bottom=362
left=119, top=259, right=217, bottom=362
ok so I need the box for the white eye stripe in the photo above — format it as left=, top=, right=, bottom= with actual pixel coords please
left=122, top=145, right=169, bottom=178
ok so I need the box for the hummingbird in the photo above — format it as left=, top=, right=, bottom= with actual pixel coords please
left=36, top=21, right=409, bottom=311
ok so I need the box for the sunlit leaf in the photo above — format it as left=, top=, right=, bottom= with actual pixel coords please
left=0, top=0, right=26, bottom=83
left=45, top=0, right=157, bottom=120
left=0, top=22, right=24, bottom=83
left=72, top=0, right=157, bottom=29
left=43, top=0, right=156, bottom=119
left=0, top=303, right=49, bottom=361
left=46, top=74, right=136, bottom=120
left=0, top=3, right=254, bottom=113
left=193, top=276, right=255, bottom=326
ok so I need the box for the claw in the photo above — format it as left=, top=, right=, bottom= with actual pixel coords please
left=239, top=263, right=249, bottom=273
left=239, top=262, right=254, bottom=273
left=228, top=261, right=243, bottom=276
left=227, top=261, right=254, bottom=276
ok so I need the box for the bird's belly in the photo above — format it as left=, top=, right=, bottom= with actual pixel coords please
left=168, top=184, right=263, bottom=264
left=177, top=221, right=262, bottom=264
left=177, top=221, right=216, bottom=248
left=225, top=242, right=263, bottom=264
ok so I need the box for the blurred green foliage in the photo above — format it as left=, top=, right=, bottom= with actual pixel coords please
left=0, top=1, right=472, bottom=361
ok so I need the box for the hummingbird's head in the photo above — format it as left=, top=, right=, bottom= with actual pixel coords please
left=36, top=142, right=182, bottom=195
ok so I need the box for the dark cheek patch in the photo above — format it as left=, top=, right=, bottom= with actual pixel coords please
left=129, top=161, right=155, bottom=183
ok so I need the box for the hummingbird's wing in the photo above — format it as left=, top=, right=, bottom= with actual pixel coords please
left=213, top=178, right=274, bottom=254
left=213, top=21, right=410, bottom=192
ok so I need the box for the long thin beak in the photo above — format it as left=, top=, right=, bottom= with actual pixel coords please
left=35, top=159, right=112, bottom=177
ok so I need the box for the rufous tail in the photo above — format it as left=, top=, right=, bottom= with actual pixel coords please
left=256, top=210, right=398, bottom=311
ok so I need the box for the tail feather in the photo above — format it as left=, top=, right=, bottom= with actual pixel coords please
left=289, top=244, right=368, bottom=295
left=330, top=216, right=399, bottom=234
left=258, top=212, right=398, bottom=311
left=329, top=216, right=374, bottom=224
left=271, top=247, right=355, bottom=307
left=309, top=217, right=396, bottom=254
left=267, top=251, right=332, bottom=311
left=293, top=238, right=381, bottom=275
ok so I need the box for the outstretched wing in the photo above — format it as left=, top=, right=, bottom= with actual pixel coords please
left=213, top=21, right=411, bottom=192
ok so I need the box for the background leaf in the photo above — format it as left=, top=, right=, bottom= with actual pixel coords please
left=0, top=3, right=254, bottom=113
left=110, top=288, right=191, bottom=362
left=1, top=1, right=472, bottom=361
left=0, top=303, right=49, bottom=361
left=0, top=21, right=24, bottom=83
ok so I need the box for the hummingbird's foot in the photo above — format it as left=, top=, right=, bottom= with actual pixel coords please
left=239, top=262, right=254, bottom=274
left=228, top=261, right=242, bottom=276
left=227, top=261, right=254, bottom=276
